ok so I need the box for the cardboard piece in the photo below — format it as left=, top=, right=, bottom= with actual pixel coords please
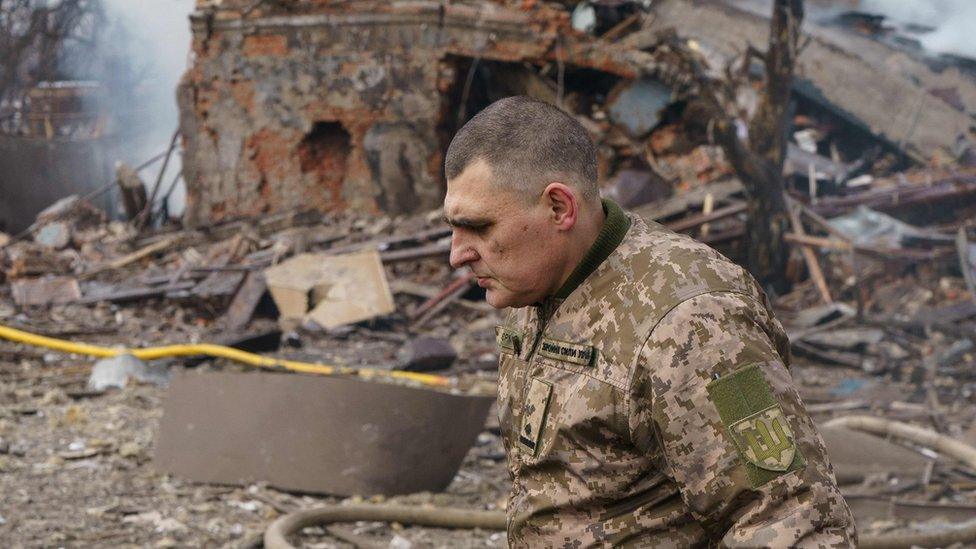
left=264, top=250, right=395, bottom=329
left=154, top=369, right=494, bottom=496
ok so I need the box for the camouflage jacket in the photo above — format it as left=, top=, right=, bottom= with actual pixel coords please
left=496, top=200, right=856, bottom=547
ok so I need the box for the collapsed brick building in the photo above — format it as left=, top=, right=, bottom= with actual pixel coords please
left=176, top=0, right=671, bottom=225
left=177, top=0, right=976, bottom=227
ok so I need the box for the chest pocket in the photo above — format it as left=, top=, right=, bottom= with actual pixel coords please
left=498, top=329, right=617, bottom=462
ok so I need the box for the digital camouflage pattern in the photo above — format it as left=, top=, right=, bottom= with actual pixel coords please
left=497, top=212, right=856, bottom=547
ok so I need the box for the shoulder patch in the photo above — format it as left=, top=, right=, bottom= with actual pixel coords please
left=706, top=363, right=805, bottom=487
left=537, top=338, right=595, bottom=366
left=495, top=326, right=521, bottom=354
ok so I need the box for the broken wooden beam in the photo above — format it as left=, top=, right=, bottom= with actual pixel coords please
left=809, top=172, right=976, bottom=218
left=225, top=272, right=269, bottom=331
left=76, top=281, right=197, bottom=304
left=665, top=202, right=746, bottom=233
left=82, top=236, right=180, bottom=278
left=380, top=241, right=451, bottom=264
left=784, top=233, right=949, bottom=261
left=785, top=197, right=832, bottom=304
left=411, top=273, right=477, bottom=329
left=956, top=227, right=976, bottom=299
left=409, top=272, right=476, bottom=321
left=115, top=162, right=148, bottom=221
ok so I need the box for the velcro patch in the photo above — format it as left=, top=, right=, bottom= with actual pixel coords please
left=518, top=377, right=552, bottom=455
left=706, top=363, right=805, bottom=487
left=495, top=326, right=521, bottom=354
left=537, top=338, right=595, bottom=366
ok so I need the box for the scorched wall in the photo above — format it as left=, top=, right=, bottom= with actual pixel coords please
left=178, top=0, right=669, bottom=225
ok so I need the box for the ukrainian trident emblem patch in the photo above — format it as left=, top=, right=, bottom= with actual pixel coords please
left=707, top=363, right=805, bottom=487
left=729, top=406, right=796, bottom=471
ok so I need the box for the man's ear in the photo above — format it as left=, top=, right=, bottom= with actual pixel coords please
left=542, top=182, right=579, bottom=231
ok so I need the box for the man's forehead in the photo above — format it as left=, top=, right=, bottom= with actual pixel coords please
left=444, top=160, right=500, bottom=214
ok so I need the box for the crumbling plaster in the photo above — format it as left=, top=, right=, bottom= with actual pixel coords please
left=178, top=1, right=665, bottom=226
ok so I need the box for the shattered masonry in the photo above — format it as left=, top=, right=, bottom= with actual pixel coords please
left=177, top=0, right=668, bottom=226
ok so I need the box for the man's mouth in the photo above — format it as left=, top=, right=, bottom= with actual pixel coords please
left=476, top=276, right=491, bottom=288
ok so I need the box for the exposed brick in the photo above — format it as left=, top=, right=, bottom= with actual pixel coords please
left=242, top=34, right=289, bottom=57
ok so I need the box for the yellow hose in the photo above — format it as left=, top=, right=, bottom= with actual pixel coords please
left=0, top=324, right=450, bottom=387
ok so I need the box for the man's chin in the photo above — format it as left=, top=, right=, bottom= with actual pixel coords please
left=484, top=290, right=510, bottom=309
left=485, top=289, right=532, bottom=309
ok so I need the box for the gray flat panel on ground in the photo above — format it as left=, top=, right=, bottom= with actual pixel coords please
left=154, top=368, right=493, bottom=496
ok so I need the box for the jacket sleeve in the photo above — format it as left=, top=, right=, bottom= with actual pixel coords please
left=628, top=291, right=856, bottom=548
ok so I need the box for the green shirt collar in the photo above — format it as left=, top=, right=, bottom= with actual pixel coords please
left=553, top=198, right=631, bottom=300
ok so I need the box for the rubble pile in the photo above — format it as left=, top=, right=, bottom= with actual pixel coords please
left=1, top=0, right=976, bottom=546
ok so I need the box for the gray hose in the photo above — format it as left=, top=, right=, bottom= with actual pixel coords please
left=860, top=518, right=976, bottom=549
left=263, top=503, right=506, bottom=549
left=824, top=415, right=976, bottom=548
left=262, top=501, right=976, bottom=549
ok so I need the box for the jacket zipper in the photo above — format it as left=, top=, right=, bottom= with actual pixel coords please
left=508, top=297, right=559, bottom=542
left=526, top=297, right=559, bottom=361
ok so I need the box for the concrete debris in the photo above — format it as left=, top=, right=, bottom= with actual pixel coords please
left=792, top=302, right=857, bottom=329
left=606, top=77, right=672, bottom=139
left=800, top=327, right=886, bottom=351
left=34, top=221, right=71, bottom=250
left=117, top=442, right=143, bottom=460
left=34, top=195, right=105, bottom=232
left=88, top=354, right=169, bottom=391
left=602, top=168, right=671, bottom=210
left=389, top=534, right=414, bottom=549
left=396, top=338, right=457, bottom=373
left=121, top=511, right=188, bottom=534
left=828, top=206, right=954, bottom=249
left=10, top=276, right=81, bottom=307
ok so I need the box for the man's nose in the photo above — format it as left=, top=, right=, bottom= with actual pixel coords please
left=449, top=232, right=479, bottom=269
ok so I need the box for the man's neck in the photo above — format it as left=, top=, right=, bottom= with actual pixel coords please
left=551, top=203, right=607, bottom=297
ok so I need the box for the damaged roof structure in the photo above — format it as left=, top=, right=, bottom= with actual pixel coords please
left=627, top=0, right=976, bottom=163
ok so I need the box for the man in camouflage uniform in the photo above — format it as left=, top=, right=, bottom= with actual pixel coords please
left=443, top=96, right=856, bottom=547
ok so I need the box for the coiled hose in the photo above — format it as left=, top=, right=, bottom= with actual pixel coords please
left=262, top=415, right=976, bottom=549
left=263, top=504, right=505, bottom=549
left=259, top=499, right=976, bottom=549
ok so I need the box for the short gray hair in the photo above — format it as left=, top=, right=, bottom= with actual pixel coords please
left=444, top=96, right=598, bottom=200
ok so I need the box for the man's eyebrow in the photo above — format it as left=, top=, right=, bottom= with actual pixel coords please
left=443, top=215, right=493, bottom=229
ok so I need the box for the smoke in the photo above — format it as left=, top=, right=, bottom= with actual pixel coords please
left=859, top=0, right=976, bottom=60
left=96, top=0, right=195, bottom=217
